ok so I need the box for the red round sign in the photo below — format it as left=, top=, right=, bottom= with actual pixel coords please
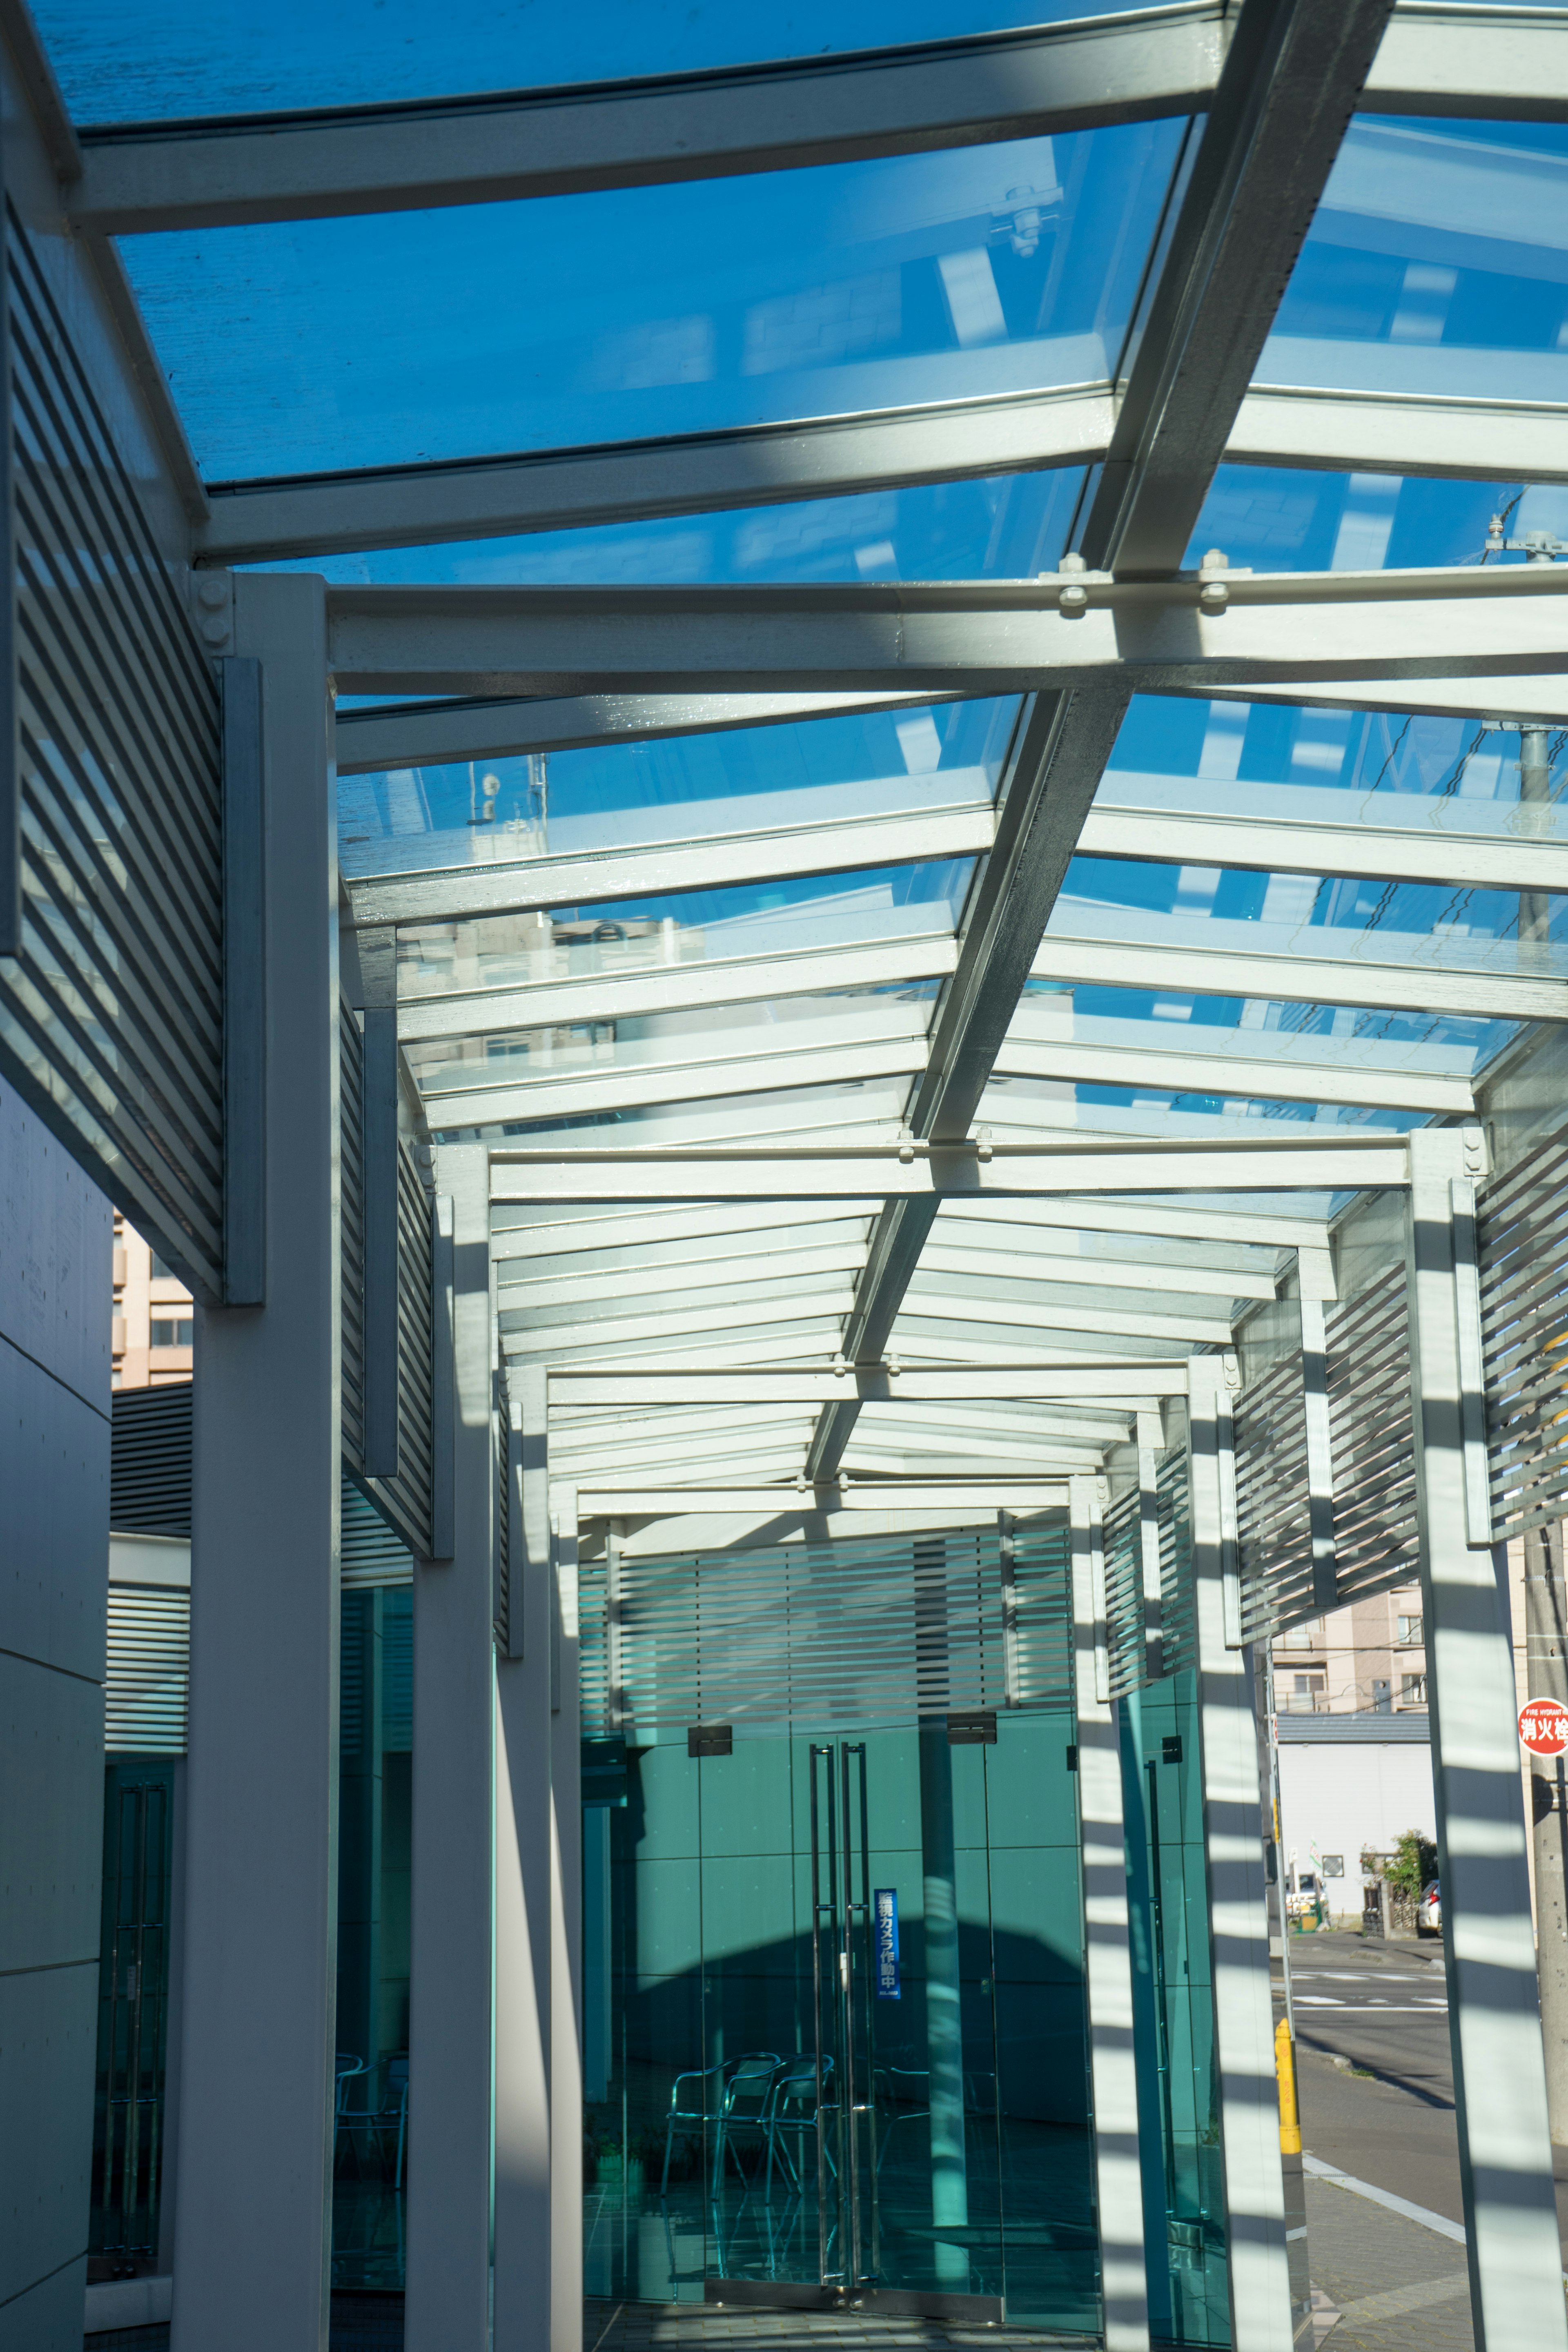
left=1519, top=1698, right=1568, bottom=1757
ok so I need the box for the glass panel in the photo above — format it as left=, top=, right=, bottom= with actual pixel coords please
left=288, top=468, right=1083, bottom=592
left=1261, top=118, right=1568, bottom=405
left=43, top=0, right=1163, bottom=120
left=397, top=862, right=969, bottom=1006
left=586, top=1703, right=1089, bottom=2326
left=122, top=122, right=1185, bottom=477
left=341, top=698, right=1018, bottom=879
left=1185, top=463, right=1524, bottom=574
left=410, top=983, right=940, bottom=1109
left=1104, top=710, right=1568, bottom=827
left=1121, top=1675, right=1229, bottom=2347
left=1052, top=854, right=1568, bottom=978
left=1018, top=978, right=1513, bottom=1082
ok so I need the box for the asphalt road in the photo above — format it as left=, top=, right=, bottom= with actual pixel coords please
left=1274, top=1924, right=1568, bottom=2261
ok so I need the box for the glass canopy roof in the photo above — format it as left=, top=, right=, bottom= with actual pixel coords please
left=42, top=0, right=1568, bottom=1498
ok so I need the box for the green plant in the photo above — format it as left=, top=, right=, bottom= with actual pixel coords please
left=1385, top=1828, right=1438, bottom=1900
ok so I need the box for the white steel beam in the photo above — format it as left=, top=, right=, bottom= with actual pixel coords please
left=993, top=1031, right=1475, bottom=1115
left=935, top=1196, right=1325, bottom=1251
left=1365, top=2, right=1568, bottom=122
left=488, top=1134, right=1412, bottom=1202
left=920, top=1238, right=1276, bottom=1301
left=498, top=1241, right=865, bottom=1309
left=352, top=801, right=993, bottom=927
left=1031, top=933, right=1565, bottom=1023
left=493, top=1200, right=872, bottom=1262
left=336, top=690, right=950, bottom=774
left=205, top=390, right=1114, bottom=564
left=398, top=932, right=955, bottom=1042
left=1229, top=384, right=1568, bottom=487
left=550, top=1365, right=1192, bottom=1406
left=426, top=1033, right=929, bottom=1133
left=1078, top=798, right=1568, bottom=896
left=75, top=11, right=1225, bottom=235
left=323, top=565, right=1568, bottom=697
left=575, top=1483, right=1071, bottom=1515
left=1215, top=674, right=1568, bottom=726
left=905, top=1281, right=1234, bottom=1345
left=501, top=1284, right=855, bottom=1355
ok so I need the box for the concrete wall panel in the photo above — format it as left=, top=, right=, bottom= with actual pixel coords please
left=0, top=1962, right=98, bottom=2310
left=0, top=1341, right=109, bottom=1685
left=0, top=1083, right=111, bottom=1412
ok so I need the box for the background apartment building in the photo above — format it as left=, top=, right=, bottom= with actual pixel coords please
left=111, top=1214, right=194, bottom=1390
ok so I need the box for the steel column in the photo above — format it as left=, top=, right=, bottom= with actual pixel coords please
left=405, top=1145, right=495, bottom=2352
left=1070, top=1474, right=1150, bottom=2352
left=1403, top=1126, right=1568, bottom=2352
left=495, top=1365, right=554, bottom=2352
left=172, top=573, right=338, bottom=2352
left=1187, top=1354, right=1291, bottom=2352
left=550, top=1487, right=584, bottom=2352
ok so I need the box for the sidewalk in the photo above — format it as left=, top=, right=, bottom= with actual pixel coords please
left=1303, top=2172, right=1472, bottom=2350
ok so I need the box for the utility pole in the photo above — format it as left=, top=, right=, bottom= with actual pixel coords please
left=1525, top=1521, right=1568, bottom=2143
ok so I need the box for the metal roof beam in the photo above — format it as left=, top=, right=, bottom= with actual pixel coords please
left=488, top=1132, right=1414, bottom=1200
left=1077, top=0, right=1396, bottom=573
left=920, top=1237, right=1276, bottom=1300
left=1229, top=384, right=1568, bottom=487
left=993, top=1033, right=1473, bottom=1115
left=1078, top=798, right=1568, bottom=896
left=552, top=1364, right=1193, bottom=1405
left=323, top=566, right=1568, bottom=697
left=336, top=690, right=956, bottom=774
left=205, top=390, right=1111, bottom=564
left=1030, top=933, right=1563, bottom=1022
left=352, top=799, right=993, bottom=927
left=574, top=1483, right=1073, bottom=1514
left=397, top=932, right=955, bottom=1043
left=71, top=8, right=1226, bottom=234
left=1363, top=3, right=1568, bottom=122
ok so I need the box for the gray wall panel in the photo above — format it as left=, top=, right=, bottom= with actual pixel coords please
left=0, top=1654, right=102, bottom=1976
left=0, top=2257, right=89, bottom=2352
left=0, top=1079, right=111, bottom=1408
left=0, top=1962, right=98, bottom=2312
left=0, top=1339, right=109, bottom=1686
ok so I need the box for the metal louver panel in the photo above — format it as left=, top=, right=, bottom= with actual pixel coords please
left=4, top=208, right=224, bottom=1292
left=106, top=1586, right=189, bottom=1753
left=494, top=1381, right=511, bottom=1647
left=1102, top=1480, right=1146, bottom=1700
left=343, top=1477, right=413, bottom=1588
left=579, top=1517, right=1071, bottom=1741
left=1156, top=1448, right=1194, bottom=1682
left=341, top=1003, right=437, bottom=1557
left=340, top=998, right=367, bottom=1471
left=1326, top=1266, right=1419, bottom=1604
left=111, top=1385, right=192, bottom=1537
left=1235, top=1352, right=1313, bottom=1642
left=1480, top=1121, right=1568, bottom=1539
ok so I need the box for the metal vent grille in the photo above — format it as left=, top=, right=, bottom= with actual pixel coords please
left=106, top=1586, right=189, bottom=1753
left=1235, top=1352, right=1313, bottom=1642
left=1480, top=1121, right=1568, bottom=1539
left=5, top=208, right=224, bottom=1291
left=579, top=1518, right=1071, bottom=1741
left=111, top=1384, right=192, bottom=1537
left=1327, top=1266, right=1419, bottom=1604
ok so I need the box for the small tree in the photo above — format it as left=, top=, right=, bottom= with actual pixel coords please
left=1385, top=1828, right=1438, bottom=1900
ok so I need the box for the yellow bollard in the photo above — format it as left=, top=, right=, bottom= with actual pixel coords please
left=1276, top=2014, right=1303, bottom=2155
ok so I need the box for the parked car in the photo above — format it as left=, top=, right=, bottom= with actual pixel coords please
left=1418, top=1878, right=1441, bottom=1933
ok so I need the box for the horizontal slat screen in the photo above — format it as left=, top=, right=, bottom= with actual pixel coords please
left=1481, top=1121, right=1568, bottom=1539
left=106, top=1586, right=189, bottom=1753
left=1102, top=1480, right=1145, bottom=1701
left=4, top=208, right=224, bottom=1291
left=580, top=1516, right=1071, bottom=1742
left=111, top=1384, right=192, bottom=1537
left=1327, top=1267, right=1419, bottom=1606
left=1157, top=1449, right=1194, bottom=1682
left=1235, top=1352, right=1313, bottom=1642
left=343, top=1477, right=413, bottom=1587
left=340, top=999, right=367, bottom=1474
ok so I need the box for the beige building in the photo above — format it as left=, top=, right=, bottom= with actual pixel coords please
left=1271, top=1546, right=1530, bottom=1724
left=111, top=1213, right=194, bottom=1390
